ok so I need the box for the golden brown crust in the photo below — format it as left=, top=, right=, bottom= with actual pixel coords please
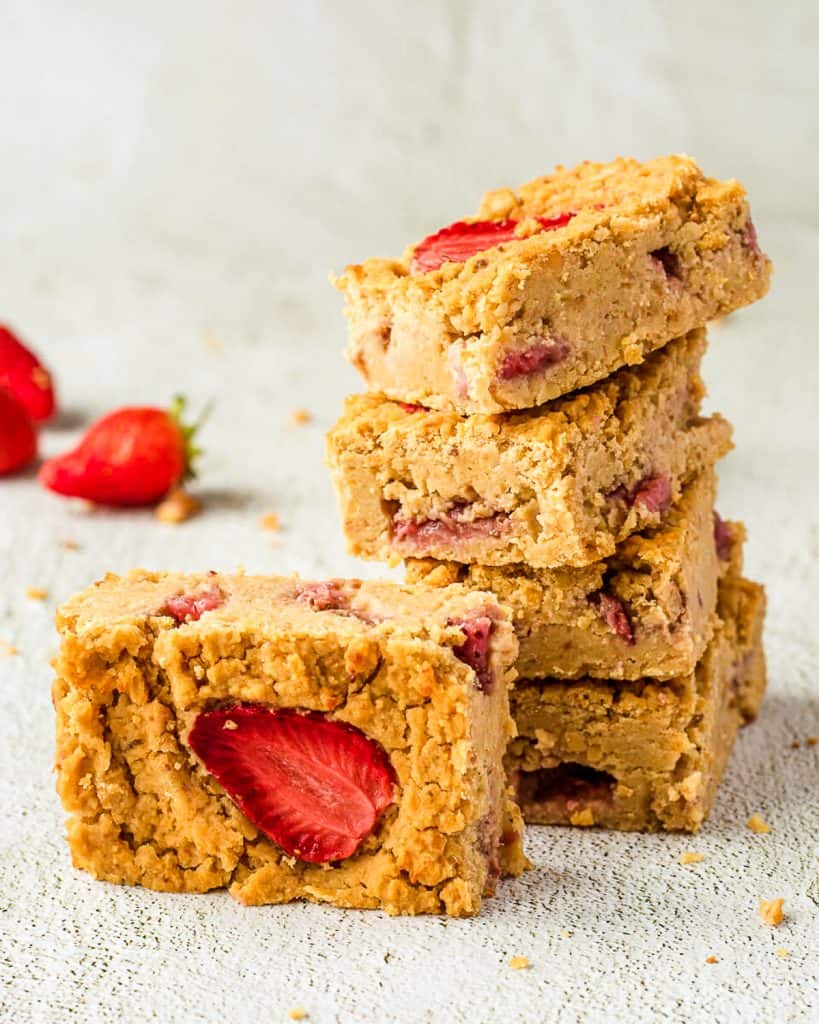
left=507, top=576, right=766, bottom=833
left=334, top=155, right=771, bottom=414
left=54, top=571, right=524, bottom=917
left=327, top=333, right=733, bottom=569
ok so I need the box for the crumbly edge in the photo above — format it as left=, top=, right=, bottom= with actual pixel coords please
left=506, top=575, right=766, bottom=833
left=54, top=586, right=523, bottom=917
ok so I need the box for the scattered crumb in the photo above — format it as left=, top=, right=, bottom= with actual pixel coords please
left=747, top=814, right=771, bottom=834
left=705, top=956, right=718, bottom=964
left=679, top=851, right=704, bottom=865
left=290, top=408, right=312, bottom=427
left=568, top=807, right=594, bottom=827
left=26, top=587, right=48, bottom=601
left=260, top=513, right=281, bottom=532
left=155, top=487, right=202, bottom=524
left=789, top=740, right=801, bottom=749
left=222, top=720, right=238, bottom=731
left=559, top=930, right=573, bottom=939
left=807, top=737, right=818, bottom=747
left=758, top=898, right=785, bottom=927
left=508, top=956, right=531, bottom=971
left=60, top=539, right=80, bottom=551
left=776, top=948, right=790, bottom=958
left=288, top=1009, right=308, bottom=1021
left=0, top=639, right=19, bottom=657
left=203, top=329, right=223, bottom=353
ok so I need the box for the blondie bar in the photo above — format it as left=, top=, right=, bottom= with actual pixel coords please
left=54, top=571, right=527, bottom=917
left=507, top=576, right=766, bottom=832
left=327, top=331, right=732, bottom=569
left=334, top=155, right=770, bottom=414
left=407, top=470, right=743, bottom=681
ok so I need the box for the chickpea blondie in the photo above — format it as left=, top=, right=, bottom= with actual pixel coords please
left=54, top=571, right=527, bottom=917
left=406, top=470, right=743, bottom=681
left=507, top=576, right=766, bottom=833
left=327, top=331, right=732, bottom=569
left=334, top=155, right=771, bottom=414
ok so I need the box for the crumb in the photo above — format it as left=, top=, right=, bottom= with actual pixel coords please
left=789, top=740, right=800, bottom=749
left=679, top=851, right=704, bottom=865
left=758, top=898, right=785, bottom=927
left=260, top=513, right=281, bottom=532
left=26, top=587, right=48, bottom=601
left=747, top=814, right=771, bottom=834
left=705, top=956, right=718, bottom=964
left=807, top=737, right=818, bottom=747
left=155, top=488, right=202, bottom=524
left=223, top=720, right=238, bottom=731
left=776, top=948, right=790, bottom=958
left=0, top=639, right=19, bottom=657
left=173, top=761, right=182, bottom=770
left=290, top=408, right=312, bottom=427
left=203, top=329, right=223, bottom=353
left=569, top=808, right=594, bottom=827
left=508, top=956, right=531, bottom=970
left=559, top=930, right=572, bottom=939
left=60, top=539, right=80, bottom=551
left=288, top=1009, right=308, bottom=1021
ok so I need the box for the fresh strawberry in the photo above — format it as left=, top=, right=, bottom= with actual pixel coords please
left=188, top=705, right=395, bottom=863
left=38, top=396, right=202, bottom=506
left=0, top=325, right=57, bottom=422
left=410, top=213, right=575, bottom=274
left=0, top=389, right=37, bottom=475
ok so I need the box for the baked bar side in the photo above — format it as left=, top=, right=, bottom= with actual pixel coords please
left=54, top=574, right=524, bottom=917
left=507, top=575, right=766, bottom=832
left=328, top=333, right=733, bottom=568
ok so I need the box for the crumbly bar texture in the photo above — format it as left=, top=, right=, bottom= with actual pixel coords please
left=406, top=469, right=744, bottom=681
left=54, top=571, right=527, bottom=917
left=507, top=576, right=766, bottom=832
left=334, top=155, right=771, bottom=414
left=327, top=331, right=733, bottom=570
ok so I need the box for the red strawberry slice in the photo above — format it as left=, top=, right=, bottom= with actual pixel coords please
left=410, top=213, right=575, bottom=274
left=188, top=705, right=396, bottom=863
left=596, top=592, right=634, bottom=645
left=0, top=325, right=57, bottom=422
left=0, top=389, right=37, bottom=475
left=630, top=473, right=672, bottom=513
left=39, top=397, right=202, bottom=506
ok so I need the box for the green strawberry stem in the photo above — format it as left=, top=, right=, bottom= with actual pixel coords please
left=169, top=394, right=212, bottom=482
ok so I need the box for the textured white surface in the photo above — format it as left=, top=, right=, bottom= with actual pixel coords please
left=1, top=2, right=817, bottom=1022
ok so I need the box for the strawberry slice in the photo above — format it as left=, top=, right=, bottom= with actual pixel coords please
left=188, top=705, right=396, bottom=863
left=410, top=213, right=575, bottom=274
left=449, top=614, right=495, bottom=692
left=163, top=584, right=224, bottom=623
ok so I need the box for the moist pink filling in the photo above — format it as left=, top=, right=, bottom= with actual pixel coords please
left=713, top=512, right=733, bottom=561
left=393, top=507, right=510, bottom=549
left=448, top=613, right=495, bottom=692
left=595, top=592, right=635, bottom=644
left=609, top=473, right=672, bottom=513
left=497, top=339, right=570, bottom=380
left=163, top=584, right=224, bottom=624
left=295, top=580, right=349, bottom=611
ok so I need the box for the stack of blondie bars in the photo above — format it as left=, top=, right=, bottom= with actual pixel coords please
left=52, top=156, right=772, bottom=918
left=328, top=155, right=771, bottom=835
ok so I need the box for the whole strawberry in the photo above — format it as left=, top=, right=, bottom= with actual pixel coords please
left=39, top=396, right=202, bottom=506
left=0, top=389, right=37, bottom=475
left=0, top=325, right=57, bottom=422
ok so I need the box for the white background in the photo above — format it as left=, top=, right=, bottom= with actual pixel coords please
left=0, top=2, right=817, bottom=1022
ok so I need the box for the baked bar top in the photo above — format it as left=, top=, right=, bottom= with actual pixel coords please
left=55, top=571, right=525, bottom=917
left=406, top=469, right=745, bottom=681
